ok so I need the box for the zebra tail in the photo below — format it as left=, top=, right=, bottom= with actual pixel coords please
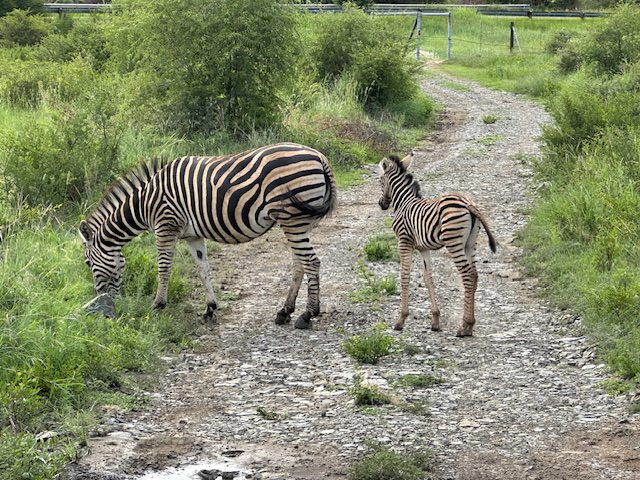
left=468, top=204, right=498, bottom=253
left=290, top=157, right=338, bottom=219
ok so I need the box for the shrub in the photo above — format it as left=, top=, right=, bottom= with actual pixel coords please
left=349, top=374, right=391, bottom=406
left=545, top=29, right=577, bottom=55
left=344, top=323, right=396, bottom=364
left=0, top=97, right=123, bottom=207
left=0, top=8, right=48, bottom=46
left=0, top=0, right=44, bottom=17
left=578, top=5, right=640, bottom=75
left=349, top=444, right=431, bottom=480
left=312, top=6, right=418, bottom=106
left=106, top=0, right=297, bottom=134
left=0, top=57, right=96, bottom=107
left=389, top=92, right=435, bottom=128
left=363, top=233, right=397, bottom=262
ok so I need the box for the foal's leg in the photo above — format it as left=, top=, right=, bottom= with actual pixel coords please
left=445, top=230, right=479, bottom=337
left=185, top=237, right=218, bottom=323
left=419, top=250, right=441, bottom=331
left=394, top=239, right=413, bottom=331
left=279, top=225, right=321, bottom=330
left=275, top=254, right=304, bottom=325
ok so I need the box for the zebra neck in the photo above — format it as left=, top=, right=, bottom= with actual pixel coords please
left=391, top=183, right=419, bottom=212
left=99, top=189, right=149, bottom=245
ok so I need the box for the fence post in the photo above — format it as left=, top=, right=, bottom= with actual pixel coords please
left=509, top=21, right=515, bottom=53
left=416, top=9, right=422, bottom=60
left=447, top=12, right=452, bottom=60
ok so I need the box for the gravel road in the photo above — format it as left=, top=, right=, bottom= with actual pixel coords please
left=66, top=70, right=640, bottom=480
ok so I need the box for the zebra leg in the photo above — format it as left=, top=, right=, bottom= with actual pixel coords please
left=419, top=250, right=441, bottom=332
left=280, top=226, right=321, bottom=330
left=447, top=244, right=478, bottom=337
left=394, top=240, right=413, bottom=331
left=275, top=256, right=304, bottom=325
left=186, top=237, right=218, bottom=323
left=152, top=234, right=179, bottom=311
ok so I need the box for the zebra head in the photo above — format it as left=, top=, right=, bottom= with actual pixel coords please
left=79, top=220, right=125, bottom=297
left=378, top=151, right=414, bottom=210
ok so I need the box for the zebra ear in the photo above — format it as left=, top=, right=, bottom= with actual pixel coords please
left=79, top=221, right=93, bottom=243
left=379, top=158, right=391, bottom=174
left=400, top=151, right=414, bottom=170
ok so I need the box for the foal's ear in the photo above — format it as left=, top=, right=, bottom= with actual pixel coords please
left=400, top=151, right=414, bottom=170
left=378, top=157, right=391, bottom=174
left=79, top=221, right=93, bottom=243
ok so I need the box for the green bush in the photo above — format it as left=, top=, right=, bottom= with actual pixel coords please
left=578, top=5, right=640, bottom=75
left=312, top=6, right=418, bottom=106
left=0, top=8, right=48, bottom=46
left=106, top=0, right=297, bottom=134
left=545, top=29, right=578, bottom=55
left=349, top=374, right=391, bottom=406
left=0, top=0, right=43, bottom=17
left=349, top=444, right=431, bottom=480
left=344, top=323, right=396, bottom=364
left=0, top=97, right=123, bottom=207
left=363, top=233, right=397, bottom=262
left=0, top=57, right=96, bottom=107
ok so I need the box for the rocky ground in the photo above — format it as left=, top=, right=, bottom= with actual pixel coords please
left=66, top=70, right=640, bottom=480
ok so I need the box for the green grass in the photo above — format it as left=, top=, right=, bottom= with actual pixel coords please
left=395, top=374, right=444, bottom=389
left=363, top=232, right=398, bottom=262
left=482, top=114, right=498, bottom=124
left=349, top=374, right=392, bottom=407
left=350, top=261, right=398, bottom=305
left=348, top=444, right=431, bottom=480
left=344, top=323, right=396, bottom=365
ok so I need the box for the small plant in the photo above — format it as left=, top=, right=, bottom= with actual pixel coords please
left=348, top=444, right=431, bottom=480
left=478, top=134, right=504, bottom=146
left=395, top=373, right=443, bottom=389
left=482, top=114, right=498, bottom=125
left=363, top=233, right=397, bottom=262
left=349, top=261, right=397, bottom=305
left=256, top=406, right=281, bottom=421
left=629, top=401, right=640, bottom=415
left=400, top=400, right=430, bottom=417
left=349, top=374, right=391, bottom=407
left=598, top=377, right=633, bottom=396
left=344, top=323, right=396, bottom=365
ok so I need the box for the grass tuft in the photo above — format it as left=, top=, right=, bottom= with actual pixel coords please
left=344, top=323, right=396, bottom=365
left=348, top=444, right=431, bottom=480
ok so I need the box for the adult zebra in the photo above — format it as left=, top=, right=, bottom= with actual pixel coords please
left=378, top=152, right=497, bottom=336
left=80, top=143, right=337, bottom=329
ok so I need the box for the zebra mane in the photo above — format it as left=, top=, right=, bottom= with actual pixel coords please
left=388, top=155, right=421, bottom=198
left=87, top=157, right=167, bottom=226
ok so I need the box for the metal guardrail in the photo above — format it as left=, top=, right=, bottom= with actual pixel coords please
left=43, top=3, right=532, bottom=15
left=477, top=9, right=604, bottom=17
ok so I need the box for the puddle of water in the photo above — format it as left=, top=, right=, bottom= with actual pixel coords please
left=138, top=460, right=253, bottom=480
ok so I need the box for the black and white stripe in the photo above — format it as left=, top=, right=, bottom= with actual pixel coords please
left=80, top=143, right=337, bottom=329
left=378, top=153, right=496, bottom=336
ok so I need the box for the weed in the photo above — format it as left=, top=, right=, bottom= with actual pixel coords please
left=400, top=400, right=431, bottom=417
left=363, top=233, right=397, bottom=262
left=350, top=261, right=397, bottom=305
left=344, top=323, right=396, bottom=365
left=438, top=79, right=470, bottom=92
left=395, top=374, right=444, bottom=389
left=349, top=374, right=391, bottom=407
left=256, top=406, right=281, bottom=421
left=598, top=378, right=633, bottom=396
left=482, top=114, right=498, bottom=124
left=348, top=444, right=431, bottom=480
left=397, top=340, right=423, bottom=356
left=478, top=134, right=504, bottom=146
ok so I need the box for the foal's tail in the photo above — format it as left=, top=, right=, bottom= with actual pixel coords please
left=468, top=204, right=498, bottom=253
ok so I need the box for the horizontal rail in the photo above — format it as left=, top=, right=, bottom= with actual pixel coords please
left=478, top=9, right=604, bottom=17
left=44, top=3, right=111, bottom=13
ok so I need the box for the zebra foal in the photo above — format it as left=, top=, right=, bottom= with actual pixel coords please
left=378, top=153, right=497, bottom=336
left=80, top=143, right=337, bottom=329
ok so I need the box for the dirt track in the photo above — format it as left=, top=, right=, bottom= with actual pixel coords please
left=66, top=70, right=640, bottom=480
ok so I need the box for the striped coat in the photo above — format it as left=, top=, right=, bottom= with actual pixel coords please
left=80, top=143, right=337, bottom=329
left=378, top=153, right=496, bottom=336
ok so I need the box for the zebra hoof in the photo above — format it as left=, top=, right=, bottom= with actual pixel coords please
left=393, top=323, right=404, bottom=331
left=431, top=325, right=441, bottom=332
left=203, top=302, right=217, bottom=323
left=152, top=301, right=166, bottom=311
left=294, top=312, right=312, bottom=330
left=455, top=327, right=473, bottom=337
left=275, top=309, right=291, bottom=325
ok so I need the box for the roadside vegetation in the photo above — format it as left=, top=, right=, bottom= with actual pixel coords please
left=437, top=6, right=640, bottom=385
left=0, top=1, right=435, bottom=476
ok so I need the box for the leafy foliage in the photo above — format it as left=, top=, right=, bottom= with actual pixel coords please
left=107, top=0, right=297, bottom=134
left=0, top=0, right=43, bottom=17
left=0, top=8, right=47, bottom=46
left=349, top=374, right=391, bottom=406
left=349, top=444, right=431, bottom=480
left=344, top=323, right=396, bottom=364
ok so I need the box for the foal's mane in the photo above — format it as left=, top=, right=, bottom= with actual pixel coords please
left=388, top=155, right=421, bottom=198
